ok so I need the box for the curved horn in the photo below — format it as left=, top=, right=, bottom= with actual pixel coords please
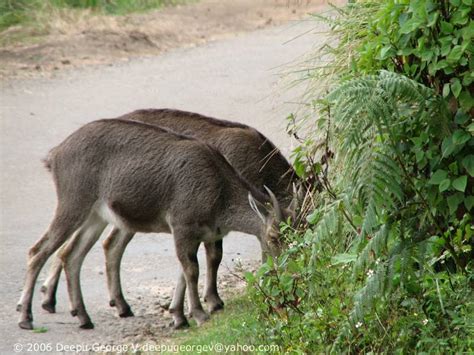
left=264, top=185, right=282, bottom=221
left=248, top=192, right=266, bottom=223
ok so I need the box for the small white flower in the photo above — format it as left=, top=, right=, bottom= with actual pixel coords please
left=375, top=258, right=381, bottom=265
left=366, top=269, right=374, bottom=278
left=288, top=241, right=298, bottom=248
left=422, top=319, right=428, bottom=325
left=355, top=321, right=363, bottom=329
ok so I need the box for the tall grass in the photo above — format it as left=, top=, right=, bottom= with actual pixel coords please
left=49, top=0, right=183, bottom=14
left=0, top=0, right=36, bottom=30
left=0, top=0, right=183, bottom=32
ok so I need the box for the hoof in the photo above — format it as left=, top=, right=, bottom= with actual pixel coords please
left=41, top=302, right=56, bottom=314
left=171, top=319, right=189, bottom=330
left=70, top=309, right=78, bottom=317
left=119, top=308, right=134, bottom=318
left=109, top=300, right=116, bottom=307
left=209, top=302, right=224, bottom=314
left=18, top=320, right=34, bottom=330
left=16, top=304, right=22, bottom=312
left=79, top=321, right=94, bottom=330
left=192, top=311, right=210, bottom=326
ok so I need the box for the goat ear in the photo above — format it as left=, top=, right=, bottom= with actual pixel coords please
left=295, top=182, right=305, bottom=202
left=248, top=192, right=266, bottom=223
left=287, top=182, right=304, bottom=213
left=283, top=207, right=297, bottom=222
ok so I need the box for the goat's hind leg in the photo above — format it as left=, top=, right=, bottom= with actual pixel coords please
left=40, top=245, right=67, bottom=313
left=17, top=208, right=86, bottom=330
left=61, top=212, right=107, bottom=329
left=204, top=240, right=224, bottom=313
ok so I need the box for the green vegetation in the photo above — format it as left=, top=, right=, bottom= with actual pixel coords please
left=32, top=326, right=48, bottom=333
left=246, top=0, right=473, bottom=352
left=172, top=297, right=273, bottom=354
left=0, top=0, right=184, bottom=33
left=177, top=0, right=473, bottom=352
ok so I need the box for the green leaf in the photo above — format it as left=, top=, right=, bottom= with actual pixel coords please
left=426, top=11, right=439, bottom=27
left=447, top=45, right=464, bottom=64
left=452, top=8, right=470, bottom=25
left=452, top=175, right=468, bottom=192
left=331, top=253, right=357, bottom=265
left=468, top=123, right=474, bottom=134
left=244, top=271, right=255, bottom=283
left=462, top=21, right=474, bottom=40
left=294, top=160, right=306, bottom=178
left=440, top=21, right=454, bottom=34
left=462, top=155, right=474, bottom=176
left=441, top=43, right=452, bottom=57
left=415, top=150, right=424, bottom=162
left=459, top=90, right=474, bottom=111
left=452, top=129, right=470, bottom=145
left=442, top=83, right=451, bottom=97
left=286, top=259, right=300, bottom=273
left=429, top=169, right=448, bottom=184
left=435, top=60, right=449, bottom=70
left=465, top=196, right=474, bottom=210
left=306, top=209, right=320, bottom=225
left=462, top=0, right=472, bottom=4
left=420, top=50, right=434, bottom=61
left=266, top=255, right=274, bottom=268
left=439, top=179, right=451, bottom=192
left=450, top=78, right=462, bottom=98
left=447, top=193, right=464, bottom=214
left=455, top=110, right=470, bottom=124
left=380, top=45, right=394, bottom=60
left=441, top=136, right=455, bottom=157
left=400, top=18, right=424, bottom=34
left=449, top=161, right=459, bottom=175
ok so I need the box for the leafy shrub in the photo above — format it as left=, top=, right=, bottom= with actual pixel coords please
left=247, top=0, right=474, bottom=352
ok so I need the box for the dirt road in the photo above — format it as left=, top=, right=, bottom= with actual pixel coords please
left=0, top=0, right=337, bottom=80
left=0, top=16, right=326, bottom=355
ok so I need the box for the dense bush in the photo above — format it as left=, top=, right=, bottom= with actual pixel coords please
left=247, top=0, right=473, bottom=352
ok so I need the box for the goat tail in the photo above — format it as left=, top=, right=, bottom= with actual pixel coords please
left=42, top=149, right=55, bottom=172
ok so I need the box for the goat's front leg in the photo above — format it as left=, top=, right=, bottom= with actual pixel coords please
left=169, top=239, right=223, bottom=327
left=169, top=272, right=188, bottom=329
left=204, top=240, right=224, bottom=313
left=102, top=228, right=135, bottom=317
left=173, top=230, right=209, bottom=326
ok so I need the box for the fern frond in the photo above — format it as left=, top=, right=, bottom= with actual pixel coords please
left=350, top=261, right=388, bottom=323
left=353, top=223, right=390, bottom=276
